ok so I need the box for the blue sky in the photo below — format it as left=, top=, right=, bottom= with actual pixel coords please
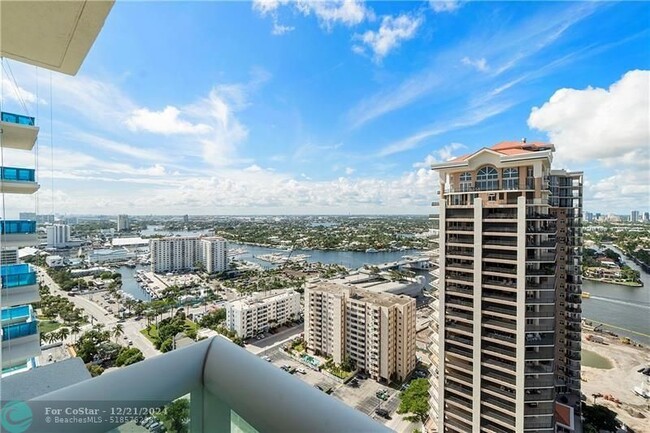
left=1, top=0, right=648, bottom=216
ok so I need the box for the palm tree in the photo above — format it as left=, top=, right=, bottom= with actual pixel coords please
left=46, top=332, right=58, bottom=344
left=93, top=323, right=105, bottom=332
left=112, top=324, right=124, bottom=343
left=58, top=327, right=70, bottom=342
left=70, top=322, right=81, bottom=343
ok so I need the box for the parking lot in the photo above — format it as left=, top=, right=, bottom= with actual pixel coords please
left=260, top=347, right=403, bottom=424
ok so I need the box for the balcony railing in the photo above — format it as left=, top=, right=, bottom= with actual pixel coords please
left=0, top=220, right=37, bottom=234
left=1, top=111, right=35, bottom=126
left=0, top=166, right=36, bottom=182
left=1, top=304, right=32, bottom=322
left=2, top=320, right=37, bottom=340
left=1, top=264, right=37, bottom=288
left=484, top=265, right=517, bottom=275
left=28, top=337, right=391, bottom=433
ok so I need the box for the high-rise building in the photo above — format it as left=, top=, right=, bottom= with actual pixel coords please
left=46, top=224, right=71, bottom=248
left=430, top=140, right=582, bottom=433
left=305, top=283, right=417, bottom=383
left=117, top=214, right=130, bottom=232
left=630, top=210, right=640, bottom=222
left=18, top=212, right=36, bottom=221
left=226, top=289, right=301, bottom=338
left=183, top=214, right=190, bottom=224
left=201, top=237, right=228, bottom=274
left=644, top=212, right=650, bottom=222
left=150, top=236, right=227, bottom=274
left=584, top=211, right=593, bottom=222
left=1, top=92, right=41, bottom=376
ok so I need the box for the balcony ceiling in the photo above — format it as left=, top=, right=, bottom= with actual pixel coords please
left=0, top=1, right=114, bottom=75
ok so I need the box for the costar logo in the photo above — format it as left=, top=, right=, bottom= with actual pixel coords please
left=1, top=401, right=33, bottom=433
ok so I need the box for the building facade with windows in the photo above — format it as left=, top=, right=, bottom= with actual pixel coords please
left=429, top=140, right=582, bottom=433
left=117, top=214, right=130, bottom=231
left=46, top=223, right=71, bottom=248
left=305, top=283, right=416, bottom=383
left=150, top=236, right=227, bottom=274
left=225, top=289, right=301, bottom=339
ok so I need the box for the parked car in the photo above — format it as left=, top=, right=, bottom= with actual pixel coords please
left=374, top=408, right=390, bottom=419
left=297, top=368, right=307, bottom=374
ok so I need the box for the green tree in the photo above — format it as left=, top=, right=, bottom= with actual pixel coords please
left=87, top=364, right=104, bottom=377
left=70, top=322, right=82, bottom=343
left=397, top=378, right=429, bottom=424
left=58, top=327, right=70, bottom=342
left=583, top=404, right=620, bottom=433
left=115, top=347, right=145, bottom=367
left=112, top=324, right=125, bottom=343
left=157, top=399, right=190, bottom=433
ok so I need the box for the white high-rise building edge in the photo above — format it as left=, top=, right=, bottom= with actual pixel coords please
left=46, top=224, right=70, bottom=249
left=150, top=236, right=227, bottom=274
left=429, top=140, right=582, bottom=433
left=226, top=289, right=301, bottom=339
left=305, top=283, right=417, bottom=383
left=117, top=214, right=130, bottom=231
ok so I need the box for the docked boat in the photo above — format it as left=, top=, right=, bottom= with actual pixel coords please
left=581, top=292, right=591, bottom=299
left=365, top=248, right=379, bottom=253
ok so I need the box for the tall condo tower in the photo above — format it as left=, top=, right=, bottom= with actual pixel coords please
left=429, top=141, right=583, bottom=433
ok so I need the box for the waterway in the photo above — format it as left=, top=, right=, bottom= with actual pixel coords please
left=582, top=245, right=650, bottom=345
left=229, top=242, right=423, bottom=270
left=116, top=265, right=151, bottom=302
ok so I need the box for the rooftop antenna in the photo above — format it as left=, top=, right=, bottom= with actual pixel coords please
left=521, top=137, right=527, bottom=143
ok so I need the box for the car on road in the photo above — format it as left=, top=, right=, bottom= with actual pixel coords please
left=261, top=355, right=271, bottom=362
left=374, top=408, right=390, bottom=419
left=128, top=340, right=133, bottom=346
left=297, top=368, right=307, bottom=374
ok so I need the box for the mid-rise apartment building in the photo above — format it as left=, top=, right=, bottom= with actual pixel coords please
left=117, top=214, right=130, bottom=231
left=429, top=140, right=582, bottom=433
left=46, top=223, right=70, bottom=248
left=226, top=289, right=301, bottom=338
left=305, top=283, right=416, bottom=383
left=150, top=236, right=227, bottom=274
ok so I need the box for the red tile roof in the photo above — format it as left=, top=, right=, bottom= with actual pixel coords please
left=448, top=141, right=553, bottom=162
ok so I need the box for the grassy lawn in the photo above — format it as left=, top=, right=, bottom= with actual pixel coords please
left=324, top=364, right=355, bottom=379
left=39, top=320, right=61, bottom=335
left=141, top=325, right=159, bottom=343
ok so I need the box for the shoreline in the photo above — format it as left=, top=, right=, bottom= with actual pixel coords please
left=225, top=239, right=426, bottom=253
left=583, top=276, right=644, bottom=287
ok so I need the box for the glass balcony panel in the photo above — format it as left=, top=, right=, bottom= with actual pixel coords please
left=0, top=220, right=37, bottom=234
left=1, top=264, right=37, bottom=288
left=1, top=305, right=32, bottom=321
left=1, top=167, right=36, bottom=182
left=1, top=111, right=35, bottom=126
left=2, top=321, right=37, bottom=340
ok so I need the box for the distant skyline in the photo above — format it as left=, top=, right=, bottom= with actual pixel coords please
left=0, top=1, right=648, bottom=217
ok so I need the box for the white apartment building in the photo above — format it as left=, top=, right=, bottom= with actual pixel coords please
left=117, top=214, right=130, bottom=231
left=201, top=237, right=228, bottom=274
left=305, top=283, right=416, bottom=383
left=226, top=289, right=301, bottom=338
left=46, top=224, right=70, bottom=248
left=150, top=236, right=227, bottom=274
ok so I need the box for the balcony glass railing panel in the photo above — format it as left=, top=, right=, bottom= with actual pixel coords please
left=1, top=305, right=32, bottom=321
left=1, top=111, right=35, bottom=126
left=1, top=167, right=36, bottom=182
left=1, top=264, right=37, bottom=288
left=2, top=321, right=37, bottom=340
left=0, top=220, right=36, bottom=234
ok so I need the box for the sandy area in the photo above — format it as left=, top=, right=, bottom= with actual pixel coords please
left=581, top=332, right=650, bottom=431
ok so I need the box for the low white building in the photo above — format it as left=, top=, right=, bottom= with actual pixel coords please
left=226, top=289, right=301, bottom=339
left=45, top=255, right=65, bottom=268
left=88, top=248, right=135, bottom=264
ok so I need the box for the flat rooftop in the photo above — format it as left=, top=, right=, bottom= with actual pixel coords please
left=308, top=282, right=413, bottom=307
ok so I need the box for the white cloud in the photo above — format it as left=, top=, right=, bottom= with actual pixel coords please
left=252, top=0, right=290, bottom=15
left=429, top=0, right=462, bottom=13
left=298, top=0, right=371, bottom=30
left=0, top=77, right=39, bottom=106
left=345, top=167, right=355, bottom=175
left=272, top=20, right=295, bottom=35
left=378, top=102, right=513, bottom=157
left=355, top=14, right=423, bottom=61
left=126, top=106, right=212, bottom=135
left=461, top=56, right=489, bottom=72
left=585, top=170, right=650, bottom=213
left=528, top=70, right=650, bottom=165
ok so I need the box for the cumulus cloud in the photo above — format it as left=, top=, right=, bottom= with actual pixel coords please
left=528, top=70, right=649, bottom=165
left=429, top=0, right=462, bottom=13
left=272, top=21, right=295, bottom=35
left=354, top=14, right=423, bottom=61
left=345, top=167, right=355, bottom=175
left=461, top=56, right=489, bottom=72
left=252, top=0, right=290, bottom=15
left=298, top=0, right=371, bottom=29
left=125, top=106, right=212, bottom=135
